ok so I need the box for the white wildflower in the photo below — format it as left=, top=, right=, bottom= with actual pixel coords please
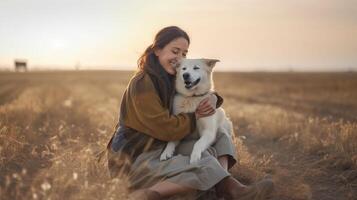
left=63, top=99, right=72, bottom=107
left=73, top=172, right=78, bottom=180
left=41, top=181, right=51, bottom=191
left=22, top=168, right=27, bottom=175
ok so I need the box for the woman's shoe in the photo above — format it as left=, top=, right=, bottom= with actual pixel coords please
left=216, top=176, right=274, bottom=200
left=128, top=189, right=162, bottom=200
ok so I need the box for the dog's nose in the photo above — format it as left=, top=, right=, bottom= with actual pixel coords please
left=183, top=73, right=190, bottom=80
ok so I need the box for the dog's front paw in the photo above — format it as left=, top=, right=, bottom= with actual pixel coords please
left=160, top=149, right=174, bottom=161
left=190, top=151, right=202, bottom=164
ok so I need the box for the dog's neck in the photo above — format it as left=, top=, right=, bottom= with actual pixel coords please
left=177, top=89, right=213, bottom=98
left=192, top=91, right=210, bottom=97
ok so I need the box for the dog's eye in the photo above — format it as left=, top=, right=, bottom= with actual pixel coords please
left=182, top=67, right=186, bottom=70
left=193, top=66, right=200, bottom=70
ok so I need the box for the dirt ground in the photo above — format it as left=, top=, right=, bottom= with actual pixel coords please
left=0, top=70, right=356, bottom=200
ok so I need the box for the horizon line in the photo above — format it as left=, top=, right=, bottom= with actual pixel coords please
left=1, top=63, right=357, bottom=72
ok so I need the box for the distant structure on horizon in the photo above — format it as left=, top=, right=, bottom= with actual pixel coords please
left=14, top=59, right=27, bottom=72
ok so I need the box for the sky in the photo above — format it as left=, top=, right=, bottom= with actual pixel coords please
left=0, top=0, right=357, bottom=71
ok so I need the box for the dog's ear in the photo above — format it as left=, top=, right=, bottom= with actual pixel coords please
left=203, top=59, right=220, bottom=68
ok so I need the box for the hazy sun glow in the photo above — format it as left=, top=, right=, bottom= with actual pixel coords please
left=51, top=39, right=67, bottom=49
left=0, top=0, right=357, bottom=71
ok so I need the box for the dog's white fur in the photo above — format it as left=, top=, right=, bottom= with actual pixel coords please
left=160, top=58, right=233, bottom=164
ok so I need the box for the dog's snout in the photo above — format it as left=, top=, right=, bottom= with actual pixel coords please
left=183, top=73, right=190, bottom=80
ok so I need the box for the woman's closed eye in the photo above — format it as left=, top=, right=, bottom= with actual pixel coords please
left=172, top=48, right=187, bottom=57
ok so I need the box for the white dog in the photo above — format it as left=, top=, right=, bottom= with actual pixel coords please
left=160, top=58, right=233, bottom=164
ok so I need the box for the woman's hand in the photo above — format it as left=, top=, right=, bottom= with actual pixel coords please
left=195, top=94, right=217, bottom=119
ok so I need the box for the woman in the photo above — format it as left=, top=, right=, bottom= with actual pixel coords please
left=106, top=26, right=274, bottom=200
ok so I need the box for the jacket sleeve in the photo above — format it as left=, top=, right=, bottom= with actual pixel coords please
left=123, top=75, right=196, bottom=142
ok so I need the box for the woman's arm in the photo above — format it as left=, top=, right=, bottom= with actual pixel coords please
left=195, top=93, right=223, bottom=119
left=122, top=74, right=196, bottom=142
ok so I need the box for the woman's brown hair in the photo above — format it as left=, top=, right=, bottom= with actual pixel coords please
left=137, top=26, right=190, bottom=72
left=136, top=26, right=190, bottom=110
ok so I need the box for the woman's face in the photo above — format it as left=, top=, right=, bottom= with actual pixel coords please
left=155, top=37, right=189, bottom=75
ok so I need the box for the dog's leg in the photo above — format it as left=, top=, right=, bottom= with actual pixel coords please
left=190, top=117, right=217, bottom=163
left=190, top=132, right=216, bottom=164
left=160, top=141, right=179, bottom=161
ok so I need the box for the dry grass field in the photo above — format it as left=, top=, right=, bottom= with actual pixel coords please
left=0, top=70, right=356, bottom=200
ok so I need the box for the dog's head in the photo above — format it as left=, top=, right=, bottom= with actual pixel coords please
left=174, top=58, right=219, bottom=96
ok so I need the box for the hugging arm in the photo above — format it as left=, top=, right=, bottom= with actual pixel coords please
left=123, top=75, right=197, bottom=142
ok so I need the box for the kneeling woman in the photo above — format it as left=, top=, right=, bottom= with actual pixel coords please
left=106, top=26, right=274, bottom=200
